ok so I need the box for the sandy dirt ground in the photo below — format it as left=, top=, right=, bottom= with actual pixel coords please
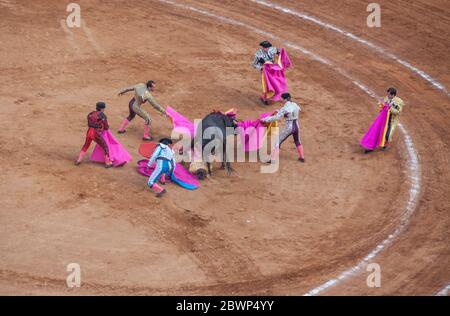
left=0, top=0, right=448, bottom=295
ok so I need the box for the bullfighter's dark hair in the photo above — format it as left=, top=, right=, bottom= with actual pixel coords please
left=387, top=87, right=397, bottom=96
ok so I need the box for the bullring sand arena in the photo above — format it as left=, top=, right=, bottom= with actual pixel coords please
left=0, top=0, right=449, bottom=295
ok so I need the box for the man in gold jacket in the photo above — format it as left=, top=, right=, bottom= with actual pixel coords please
left=117, top=80, right=167, bottom=141
left=382, top=87, right=404, bottom=149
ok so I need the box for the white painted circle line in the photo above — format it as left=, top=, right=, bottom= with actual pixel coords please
left=156, top=0, right=422, bottom=295
left=249, top=0, right=450, bottom=97
left=304, top=123, right=421, bottom=296
left=435, top=283, right=450, bottom=296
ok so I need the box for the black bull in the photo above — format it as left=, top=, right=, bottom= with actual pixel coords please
left=191, top=112, right=238, bottom=178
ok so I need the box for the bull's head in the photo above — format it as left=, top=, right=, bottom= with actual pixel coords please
left=224, top=113, right=238, bottom=129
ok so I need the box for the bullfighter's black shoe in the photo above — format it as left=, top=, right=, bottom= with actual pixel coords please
left=156, top=189, right=167, bottom=198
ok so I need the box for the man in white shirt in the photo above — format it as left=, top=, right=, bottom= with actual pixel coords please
left=146, top=138, right=175, bottom=197
left=262, top=93, right=305, bottom=163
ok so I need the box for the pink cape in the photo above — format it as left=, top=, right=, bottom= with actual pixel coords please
left=262, top=48, right=292, bottom=101
left=90, top=130, right=132, bottom=167
left=137, top=160, right=199, bottom=190
left=166, top=106, right=195, bottom=137
left=360, top=105, right=390, bottom=150
left=237, top=112, right=274, bottom=152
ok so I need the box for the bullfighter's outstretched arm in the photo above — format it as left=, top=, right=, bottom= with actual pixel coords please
left=118, top=85, right=135, bottom=96
left=263, top=107, right=287, bottom=123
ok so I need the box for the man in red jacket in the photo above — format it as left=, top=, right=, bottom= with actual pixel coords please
left=75, top=102, right=112, bottom=168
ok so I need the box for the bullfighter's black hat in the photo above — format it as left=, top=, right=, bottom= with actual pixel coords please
left=259, top=40, right=272, bottom=48
left=96, top=102, right=106, bottom=110
left=281, top=93, right=291, bottom=100
left=159, top=138, right=173, bottom=146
